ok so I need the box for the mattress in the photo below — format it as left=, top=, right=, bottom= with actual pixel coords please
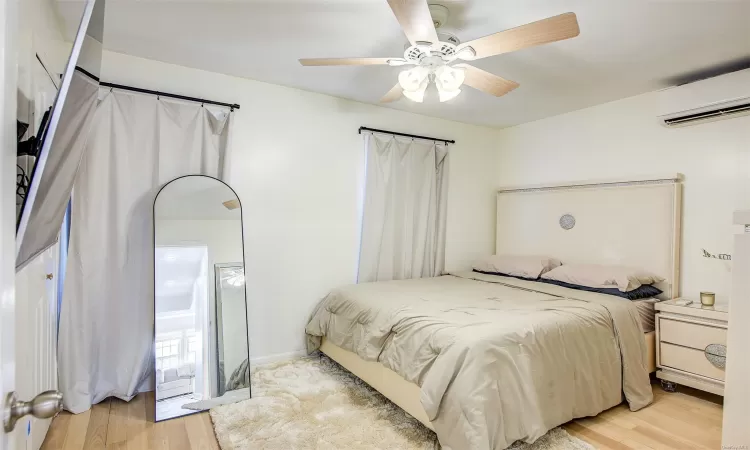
left=633, top=297, right=659, bottom=332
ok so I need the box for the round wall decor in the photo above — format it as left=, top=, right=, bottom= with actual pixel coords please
left=559, top=214, right=576, bottom=230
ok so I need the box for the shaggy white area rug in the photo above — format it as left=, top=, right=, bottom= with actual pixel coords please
left=209, top=355, right=595, bottom=450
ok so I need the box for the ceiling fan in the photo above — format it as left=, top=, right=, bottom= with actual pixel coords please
left=299, top=1, right=580, bottom=103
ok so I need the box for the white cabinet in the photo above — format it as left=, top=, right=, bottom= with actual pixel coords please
left=655, top=299, right=728, bottom=396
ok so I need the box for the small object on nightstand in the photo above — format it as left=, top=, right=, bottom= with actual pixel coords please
left=655, top=299, right=728, bottom=396
left=700, top=291, right=716, bottom=306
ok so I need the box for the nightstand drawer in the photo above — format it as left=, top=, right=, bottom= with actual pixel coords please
left=660, top=342, right=725, bottom=381
left=659, top=317, right=727, bottom=350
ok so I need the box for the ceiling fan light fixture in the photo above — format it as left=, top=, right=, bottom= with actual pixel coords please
left=299, top=6, right=580, bottom=105
left=398, top=66, right=430, bottom=91
left=437, top=87, right=461, bottom=102
left=435, top=65, right=465, bottom=91
left=402, top=79, right=429, bottom=103
left=225, top=274, right=245, bottom=287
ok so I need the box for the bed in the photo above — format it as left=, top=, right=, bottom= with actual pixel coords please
left=306, top=175, right=682, bottom=450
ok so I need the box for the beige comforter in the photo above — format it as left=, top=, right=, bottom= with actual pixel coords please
left=305, top=272, right=653, bottom=450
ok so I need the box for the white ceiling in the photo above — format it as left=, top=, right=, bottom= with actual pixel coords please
left=58, top=0, right=750, bottom=128
left=155, top=176, right=240, bottom=220
left=155, top=246, right=205, bottom=312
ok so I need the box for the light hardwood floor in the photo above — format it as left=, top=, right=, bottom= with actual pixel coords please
left=42, top=383, right=722, bottom=450
left=564, top=384, right=723, bottom=450
left=41, top=391, right=219, bottom=450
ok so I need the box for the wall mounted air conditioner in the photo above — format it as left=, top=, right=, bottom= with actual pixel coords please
left=657, top=68, right=750, bottom=127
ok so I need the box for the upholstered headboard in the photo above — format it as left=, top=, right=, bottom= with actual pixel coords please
left=496, top=175, right=682, bottom=299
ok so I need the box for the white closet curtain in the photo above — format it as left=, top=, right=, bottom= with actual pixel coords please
left=357, top=132, right=449, bottom=283
left=58, top=90, right=233, bottom=413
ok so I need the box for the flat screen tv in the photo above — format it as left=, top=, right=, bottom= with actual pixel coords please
left=15, top=0, right=105, bottom=270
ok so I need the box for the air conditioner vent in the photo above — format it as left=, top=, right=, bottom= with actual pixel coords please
left=664, top=102, right=750, bottom=127
left=657, top=68, right=750, bottom=128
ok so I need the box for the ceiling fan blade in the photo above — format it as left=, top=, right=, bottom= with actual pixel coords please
left=387, top=0, right=440, bottom=47
left=459, top=12, right=580, bottom=60
left=380, top=84, right=403, bottom=103
left=222, top=199, right=240, bottom=210
left=455, top=64, right=519, bottom=97
left=299, top=58, right=391, bottom=66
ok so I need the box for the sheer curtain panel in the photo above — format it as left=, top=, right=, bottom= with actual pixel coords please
left=357, top=132, right=449, bottom=283
left=58, top=90, right=232, bottom=413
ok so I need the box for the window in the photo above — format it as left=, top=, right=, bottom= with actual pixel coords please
left=155, top=331, right=201, bottom=372
left=155, top=338, right=180, bottom=371
left=186, top=335, right=198, bottom=363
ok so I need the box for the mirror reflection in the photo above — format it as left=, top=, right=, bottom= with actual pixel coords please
left=153, top=175, right=249, bottom=421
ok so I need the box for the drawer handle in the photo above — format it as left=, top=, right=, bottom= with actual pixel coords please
left=704, top=344, right=727, bottom=369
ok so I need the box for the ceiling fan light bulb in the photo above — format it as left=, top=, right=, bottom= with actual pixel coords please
left=438, top=88, right=461, bottom=102
left=398, top=70, right=418, bottom=90
left=452, top=66, right=466, bottom=86
left=398, top=66, right=430, bottom=91
left=403, top=79, right=429, bottom=103
left=403, top=89, right=424, bottom=103
left=435, top=66, right=465, bottom=91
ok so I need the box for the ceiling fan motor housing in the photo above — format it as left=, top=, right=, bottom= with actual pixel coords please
left=403, top=33, right=460, bottom=65
left=428, top=4, right=450, bottom=29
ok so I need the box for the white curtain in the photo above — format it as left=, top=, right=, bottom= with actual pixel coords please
left=357, top=132, right=449, bottom=283
left=58, top=90, right=232, bottom=413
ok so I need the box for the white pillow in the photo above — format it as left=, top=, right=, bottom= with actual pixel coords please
left=473, top=255, right=562, bottom=279
left=541, top=264, right=665, bottom=292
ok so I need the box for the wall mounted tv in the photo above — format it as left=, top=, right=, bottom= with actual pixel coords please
left=15, top=0, right=105, bottom=270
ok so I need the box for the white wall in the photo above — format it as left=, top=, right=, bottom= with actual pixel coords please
left=17, top=0, right=68, bottom=141
left=496, top=91, right=750, bottom=303
left=103, top=51, right=500, bottom=360
left=17, top=0, right=66, bottom=95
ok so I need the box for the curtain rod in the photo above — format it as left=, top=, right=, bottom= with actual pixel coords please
left=99, top=81, right=240, bottom=111
left=71, top=67, right=240, bottom=110
left=358, top=126, right=455, bottom=144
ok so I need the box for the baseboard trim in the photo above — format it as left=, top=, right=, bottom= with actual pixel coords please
left=251, top=350, right=307, bottom=366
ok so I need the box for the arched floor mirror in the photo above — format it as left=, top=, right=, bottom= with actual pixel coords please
left=152, top=175, right=250, bottom=421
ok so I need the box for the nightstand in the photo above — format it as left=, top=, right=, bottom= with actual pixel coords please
left=655, top=299, right=728, bottom=395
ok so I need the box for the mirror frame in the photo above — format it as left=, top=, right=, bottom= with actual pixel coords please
left=151, top=174, right=251, bottom=422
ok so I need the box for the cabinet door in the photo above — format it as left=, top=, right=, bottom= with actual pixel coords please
left=14, top=244, right=59, bottom=449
